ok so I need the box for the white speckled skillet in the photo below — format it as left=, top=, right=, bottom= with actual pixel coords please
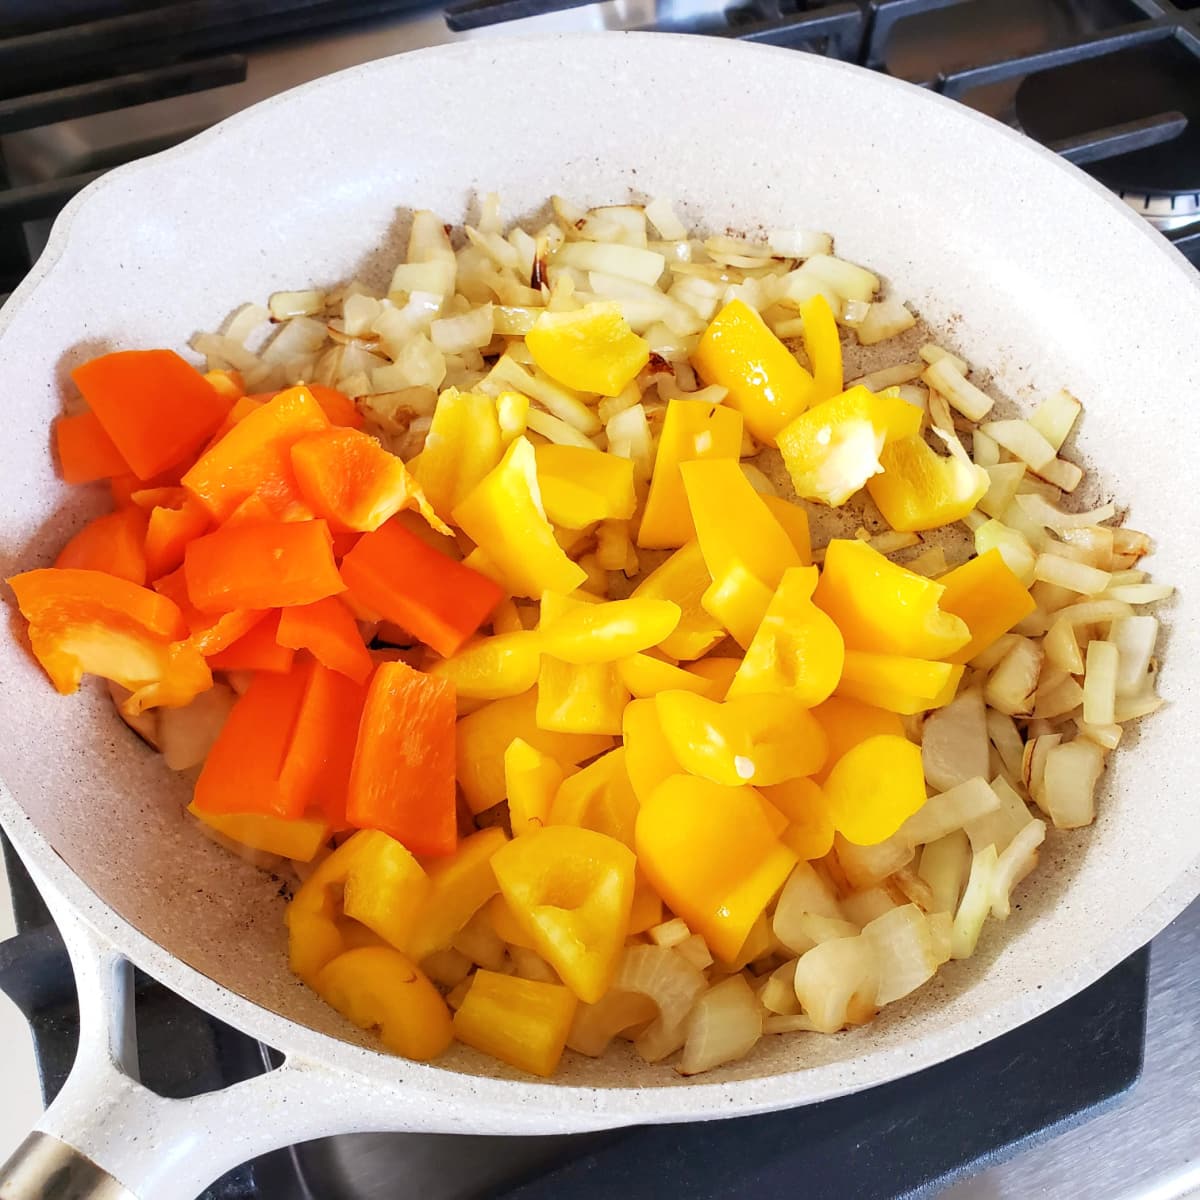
left=0, top=31, right=1197, bottom=1200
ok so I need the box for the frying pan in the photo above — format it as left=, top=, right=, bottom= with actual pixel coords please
left=0, top=31, right=1197, bottom=1200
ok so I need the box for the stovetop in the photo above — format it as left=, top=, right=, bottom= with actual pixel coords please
left=0, top=2, right=1198, bottom=1196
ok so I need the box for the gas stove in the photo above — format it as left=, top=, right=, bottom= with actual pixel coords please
left=0, top=2, right=1197, bottom=1197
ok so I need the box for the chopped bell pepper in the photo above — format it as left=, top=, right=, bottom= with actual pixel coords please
left=315, top=947, right=453, bottom=1061
left=504, top=737, right=564, bottom=835
left=55, top=507, right=148, bottom=585
left=182, top=385, right=329, bottom=521
left=428, top=630, right=542, bottom=700
left=759, top=777, right=835, bottom=861
left=414, top=388, right=503, bottom=524
left=290, top=426, right=446, bottom=534
left=143, top=493, right=210, bottom=581
left=54, top=409, right=129, bottom=483
left=339, top=517, right=501, bottom=658
left=452, top=968, right=578, bottom=1077
left=759, top=494, right=812, bottom=564
left=700, top=562, right=775, bottom=649
left=691, top=299, right=814, bottom=444
left=628, top=872, right=664, bottom=935
left=810, top=695, right=905, bottom=782
left=491, top=825, right=636, bottom=1003
left=406, top=827, right=509, bottom=962
left=207, top=611, right=294, bottom=673
left=487, top=893, right=537, bottom=949
left=536, top=656, right=628, bottom=736
left=936, top=549, right=1037, bottom=664
left=152, top=566, right=263, bottom=657
left=616, top=652, right=714, bottom=698
left=539, top=595, right=681, bottom=664
left=534, top=443, right=637, bottom=529
left=636, top=774, right=797, bottom=962
left=776, top=385, right=923, bottom=507
left=822, top=733, right=926, bottom=845
left=305, top=383, right=364, bottom=430
left=548, top=747, right=638, bottom=848
left=621, top=697, right=682, bottom=804
left=866, top=435, right=989, bottom=533
left=813, top=539, right=971, bottom=659
left=836, top=650, right=964, bottom=715
left=655, top=690, right=827, bottom=787
left=275, top=595, right=373, bottom=684
left=637, top=399, right=744, bottom=549
left=452, top=437, right=587, bottom=598
left=184, top=518, right=344, bottom=612
left=799, top=293, right=844, bottom=406
left=726, top=565, right=844, bottom=706
left=346, top=660, right=457, bottom=856
left=455, top=689, right=613, bottom=814
left=526, top=302, right=650, bottom=396
left=684, top=655, right=742, bottom=700
left=496, top=390, right=529, bottom=445
left=630, top=540, right=724, bottom=661
left=187, top=803, right=330, bottom=861
left=72, top=350, right=231, bottom=480
left=6, top=568, right=213, bottom=712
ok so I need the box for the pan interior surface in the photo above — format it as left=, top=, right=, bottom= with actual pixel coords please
left=0, top=34, right=1196, bottom=1112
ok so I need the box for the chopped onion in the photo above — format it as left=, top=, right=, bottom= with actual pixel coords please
left=985, top=637, right=1044, bottom=716
left=1022, top=733, right=1062, bottom=808
left=922, top=357, right=994, bottom=420
left=764, top=1013, right=818, bottom=1035
left=678, top=976, right=763, bottom=1075
left=1082, top=639, right=1119, bottom=725
left=951, top=844, right=998, bottom=959
left=553, top=241, right=665, bottom=287
left=420, top=947, right=473, bottom=988
left=977, top=463, right=1027, bottom=521
left=568, top=989, right=658, bottom=1056
left=645, top=197, right=688, bottom=241
left=972, top=429, right=1000, bottom=467
left=1014, top=493, right=1117, bottom=532
left=1038, top=739, right=1105, bottom=829
left=835, top=834, right=915, bottom=890
left=986, top=709, right=1026, bottom=781
left=927, top=912, right=953, bottom=964
left=430, top=304, right=494, bottom=354
left=1044, top=616, right=1085, bottom=675
left=224, top=302, right=269, bottom=345
left=772, top=861, right=846, bottom=953
left=758, top=961, right=802, bottom=1014
left=482, top=354, right=600, bottom=433
left=1104, top=582, right=1174, bottom=604
left=901, top=776, right=998, bottom=846
left=767, top=228, right=832, bottom=258
left=1035, top=456, right=1083, bottom=493
left=606, top=403, right=654, bottom=481
left=648, top=917, right=691, bottom=948
left=268, top=289, right=325, bottom=321
left=841, top=887, right=897, bottom=927
left=1113, top=690, right=1164, bottom=722
left=1075, top=718, right=1122, bottom=750
left=848, top=361, right=925, bottom=392
left=1109, top=615, right=1158, bottom=696
left=452, top=910, right=508, bottom=971
left=963, top=776, right=1033, bottom=855
left=989, top=819, right=1047, bottom=919
left=856, top=297, right=916, bottom=345
left=675, top=934, right=715, bottom=972
left=1029, top=389, right=1081, bottom=451
left=1032, top=674, right=1084, bottom=720
left=1033, top=553, right=1111, bottom=596
left=978, top=419, right=1056, bottom=471
left=921, top=689, right=989, bottom=792
left=919, top=343, right=969, bottom=374
left=614, top=945, right=707, bottom=1063
left=792, top=935, right=879, bottom=1033
left=862, top=904, right=939, bottom=1005
left=918, top=830, right=971, bottom=914
left=157, top=683, right=237, bottom=771
left=526, top=408, right=597, bottom=449
left=906, top=545, right=948, bottom=577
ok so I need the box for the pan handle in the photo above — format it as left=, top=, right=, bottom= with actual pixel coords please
left=0, top=889, right=360, bottom=1200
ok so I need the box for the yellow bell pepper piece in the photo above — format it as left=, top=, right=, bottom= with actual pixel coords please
left=452, top=436, right=587, bottom=598
left=490, top=597, right=525, bottom=635
left=616, top=652, right=715, bottom=698
left=536, top=655, right=628, bottom=735
left=726, top=565, right=844, bottom=706
left=315, top=946, right=453, bottom=1061
left=539, top=595, right=681, bottom=663
left=495, top=390, right=529, bottom=445
left=760, top=777, right=835, bottom=861
left=937, top=549, right=1037, bottom=665
left=453, top=969, right=578, bottom=1077
left=631, top=540, right=725, bottom=661
left=406, top=827, right=509, bottom=962
left=822, top=733, right=926, bottom=845
left=636, top=774, right=797, bottom=962
left=810, top=695, right=905, bottom=782
left=504, top=737, right=564, bottom=836
left=814, top=539, right=971, bottom=659
left=486, top=893, right=537, bottom=949
left=799, top=293, right=843, bottom=406
left=187, top=803, right=329, bottom=861
left=836, top=650, right=965, bottom=715
left=701, top=561, right=775, bottom=649
left=637, top=398, right=743, bottom=549
left=866, top=434, right=989, bottom=533
left=776, top=385, right=922, bottom=507
left=535, top=443, right=637, bottom=529
left=692, top=298, right=814, bottom=444
left=628, top=872, right=664, bottom=935
left=621, top=697, right=682, bottom=803
left=414, top=389, right=502, bottom=524
left=427, top=630, right=542, bottom=699
left=655, top=690, right=828, bottom=787
left=684, top=655, right=742, bottom=700
left=548, top=747, right=638, bottom=848
left=760, top=494, right=812, bottom=564
left=491, top=825, right=636, bottom=1002
left=456, top=689, right=613, bottom=813
left=526, top=302, right=650, bottom=397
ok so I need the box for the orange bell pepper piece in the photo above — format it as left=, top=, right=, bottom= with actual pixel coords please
left=290, top=426, right=444, bottom=534
left=207, top=611, right=295, bottom=673
left=182, top=385, right=329, bottom=521
left=937, top=549, right=1037, bottom=665
left=346, top=660, right=457, bottom=856
left=309, top=384, right=364, bottom=430
left=275, top=596, right=372, bottom=684
left=7, top=568, right=211, bottom=712
left=222, top=493, right=274, bottom=526
left=54, top=507, right=149, bottom=584
left=339, top=518, right=502, bottom=658
left=140, top=492, right=210, bottom=582
left=152, top=567, right=264, bottom=657
left=54, top=409, right=130, bottom=483
left=72, top=350, right=231, bottom=480
left=184, top=518, right=344, bottom=613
